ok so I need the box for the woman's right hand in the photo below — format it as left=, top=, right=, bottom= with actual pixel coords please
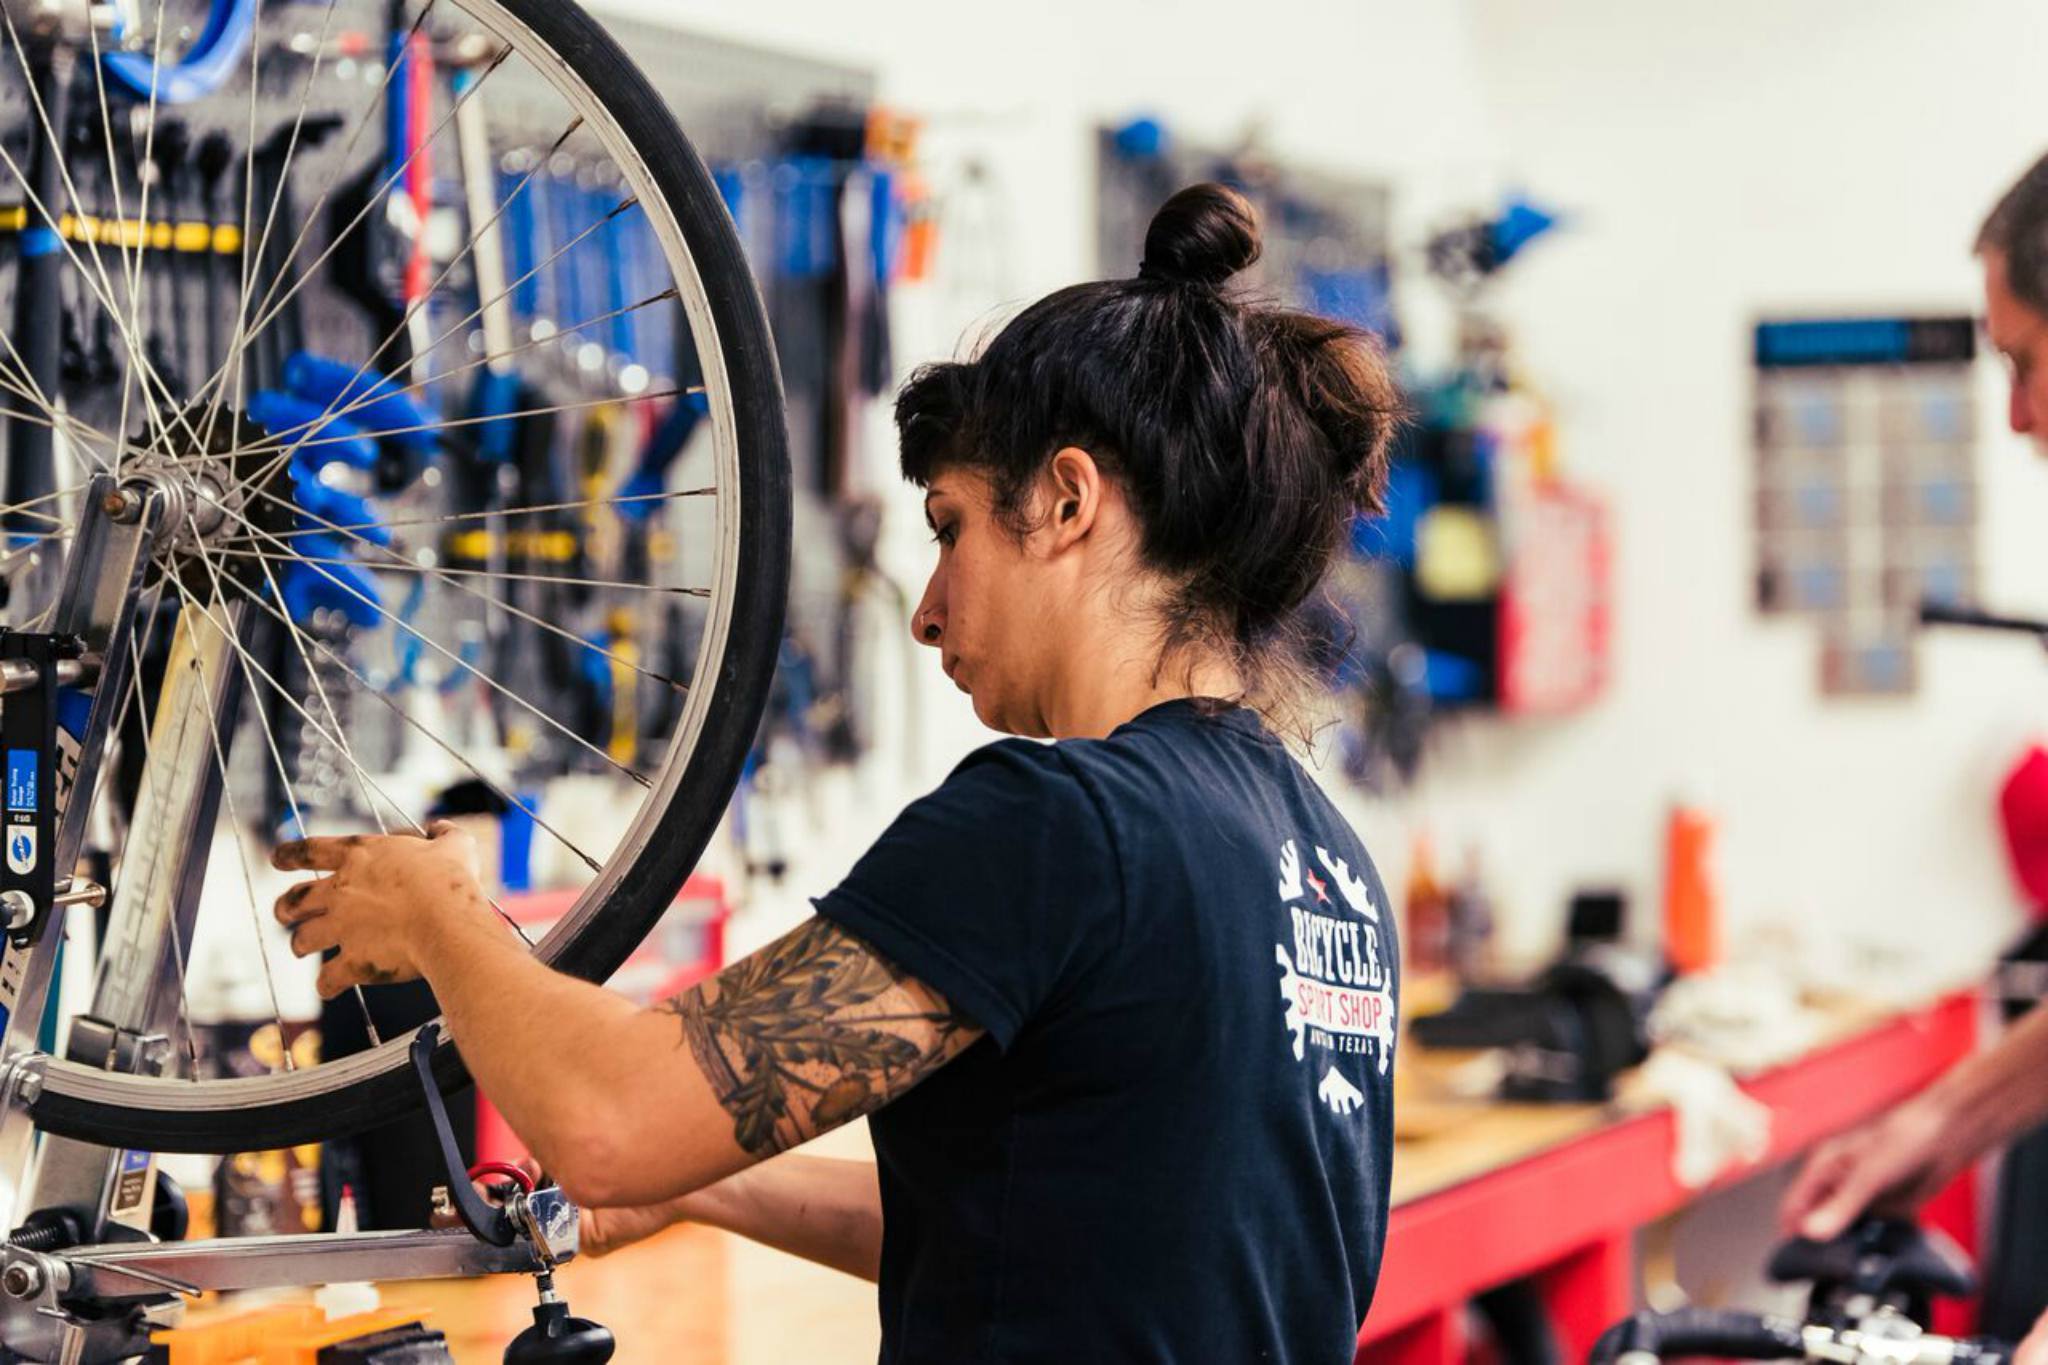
left=1778, top=1094, right=1962, bottom=1240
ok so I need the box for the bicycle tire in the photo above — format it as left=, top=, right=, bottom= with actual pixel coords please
left=22, top=0, right=791, bottom=1152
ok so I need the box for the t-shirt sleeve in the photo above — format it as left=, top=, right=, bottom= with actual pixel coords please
left=812, top=740, right=1119, bottom=1051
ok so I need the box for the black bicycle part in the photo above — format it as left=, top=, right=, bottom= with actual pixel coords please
left=1587, top=1309, right=1804, bottom=1365
left=149, top=1170, right=189, bottom=1243
left=408, top=1021, right=512, bottom=1247
left=1474, top=1278, right=1564, bottom=1365
left=504, top=1278, right=616, bottom=1365
left=1769, top=1216, right=1975, bottom=1328
left=7, top=1206, right=83, bottom=1253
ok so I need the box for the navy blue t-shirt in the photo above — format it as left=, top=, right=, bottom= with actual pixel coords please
left=815, top=699, right=1400, bottom=1364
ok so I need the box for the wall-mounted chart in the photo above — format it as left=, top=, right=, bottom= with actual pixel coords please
left=1752, top=316, right=1978, bottom=696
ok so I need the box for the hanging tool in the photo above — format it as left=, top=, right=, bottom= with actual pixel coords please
left=194, top=132, right=237, bottom=384
left=5, top=37, right=76, bottom=538
left=101, top=0, right=260, bottom=104
left=385, top=0, right=438, bottom=386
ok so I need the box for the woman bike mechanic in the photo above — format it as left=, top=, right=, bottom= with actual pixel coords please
left=269, top=183, right=1404, bottom=1363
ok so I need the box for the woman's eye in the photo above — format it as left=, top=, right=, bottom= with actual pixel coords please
left=931, top=523, right=957, bottom=547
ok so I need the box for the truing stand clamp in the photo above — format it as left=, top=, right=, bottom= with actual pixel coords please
left=412, top=1022, right=613, bottom=1363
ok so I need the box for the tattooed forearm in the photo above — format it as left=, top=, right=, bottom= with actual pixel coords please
left=657, top=917, right=982, bottom=1158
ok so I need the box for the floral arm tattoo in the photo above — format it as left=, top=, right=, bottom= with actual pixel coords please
left=656, top=917, right=983, bottom=1158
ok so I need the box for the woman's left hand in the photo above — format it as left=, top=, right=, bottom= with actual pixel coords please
left=272, top=821, right=495, bottom=998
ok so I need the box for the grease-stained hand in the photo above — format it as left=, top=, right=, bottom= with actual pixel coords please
left=271, top=821, right=494, bottom=998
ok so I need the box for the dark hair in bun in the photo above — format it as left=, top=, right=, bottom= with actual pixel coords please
left=1140, top=183, right=1262, bottom=287
left=895, top=181, right=1402, bottom=733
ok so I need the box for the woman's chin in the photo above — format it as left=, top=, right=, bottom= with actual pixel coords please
left=969, top=691, right=1007, bottom=732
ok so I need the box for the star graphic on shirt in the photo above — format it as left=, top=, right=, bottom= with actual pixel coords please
left=1305, top=871, right=1330, bottom=905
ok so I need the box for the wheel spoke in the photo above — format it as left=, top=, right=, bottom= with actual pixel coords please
left=181, top=0, right=443, bottom=425
left=206, top=386, right=688, bottom=474
left=169, top=535, right=388, bottom=1041
left=211, top=548, right=708, bottom=599
left=221, top=485, right=716, bottom=542
left=248, top=111, right=587, bottom=463
left=166, top=547, right=537, bottom=947
left=0, top=5, right=171, bottom=444
left=198, top=0, right=273, bottom=451
left=245, top=547, right=399, bottom=840
left=229, top=485, right=695, bottom=693
left=233, top=531, right=546, bottom=956
left=0, top=54, right=237, bottom=480
left=223, top=226, right=669, bottom=497
left=120, top=0, right=178, bottom=440
left=81, top=0, right=154, bottom=452
left=206, top=491, right=655, bottom=787
left=193, top=40, right=512, bottom=417
left=197, top=0, right=341, bottom=455
left=0, top=320, right=116, bottom=477
left=207, top=564, right=605, bottom=876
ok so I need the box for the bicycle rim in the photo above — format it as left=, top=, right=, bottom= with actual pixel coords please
left=0, top=0, right=790, bottom=1151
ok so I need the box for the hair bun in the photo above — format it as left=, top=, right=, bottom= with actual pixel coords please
left=1140, top=182, right=1261, bottom=288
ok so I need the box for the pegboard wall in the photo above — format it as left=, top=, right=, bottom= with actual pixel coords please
left=1094, top=122, right=1395, bottom=338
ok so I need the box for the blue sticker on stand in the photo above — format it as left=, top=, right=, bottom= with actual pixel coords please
left=5, top=750, right=36, bottom=813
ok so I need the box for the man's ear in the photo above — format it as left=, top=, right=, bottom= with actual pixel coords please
left=1044, top=446, right=1103, bottom=550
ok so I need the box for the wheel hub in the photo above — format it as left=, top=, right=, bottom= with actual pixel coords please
left=117, top=407, right=294, bottom=596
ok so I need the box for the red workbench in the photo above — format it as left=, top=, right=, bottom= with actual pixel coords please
left=1360, top=991, right=1982, bottom=1365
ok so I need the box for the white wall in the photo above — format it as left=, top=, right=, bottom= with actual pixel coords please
left=1393, top=0, right=2048, bottom=970
left=585, top=0, right=2048, bottom=975
left=582, top=0, right=1507, bottom=952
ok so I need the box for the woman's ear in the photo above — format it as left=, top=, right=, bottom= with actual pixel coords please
left=1045, top=447, right=1103, bottom=548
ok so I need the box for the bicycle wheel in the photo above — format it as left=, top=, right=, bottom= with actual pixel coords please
left=0, top=0, right=790, bottom=1151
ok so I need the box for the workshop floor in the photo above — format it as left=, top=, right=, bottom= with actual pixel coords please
left=396, top=1220, right=880, bottom=1363
left=388, top=1122, right=881, bottom=1362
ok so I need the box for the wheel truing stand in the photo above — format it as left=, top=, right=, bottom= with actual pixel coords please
left=0, top=475, right=611, bottom=1362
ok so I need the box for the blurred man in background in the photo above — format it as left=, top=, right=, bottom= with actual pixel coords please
left=1781, top=147, right=2048, bottom=1365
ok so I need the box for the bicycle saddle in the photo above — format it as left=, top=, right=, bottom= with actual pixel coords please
left=1768, top=1217, right=1975, bottom=1305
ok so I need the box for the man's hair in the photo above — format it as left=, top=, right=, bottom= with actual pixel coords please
left=1978, top=150, right=2048, bottom=316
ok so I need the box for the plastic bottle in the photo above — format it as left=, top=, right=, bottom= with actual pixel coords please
left=1446, top=845, right=1497, bottom=984
left=1403, top=832, right=1451, bottom=978
left=1662, top=804, right=1721, bottom=976
left=314, top=1186, right=382, bottom=1320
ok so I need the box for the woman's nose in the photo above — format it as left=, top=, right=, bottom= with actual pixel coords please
left=912, top=583, right=944, bottom=648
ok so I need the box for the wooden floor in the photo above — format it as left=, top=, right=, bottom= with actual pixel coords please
left=385, top=1222, right=880, bottom=1363
left=192, top=1122, right=884, bottom=1363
